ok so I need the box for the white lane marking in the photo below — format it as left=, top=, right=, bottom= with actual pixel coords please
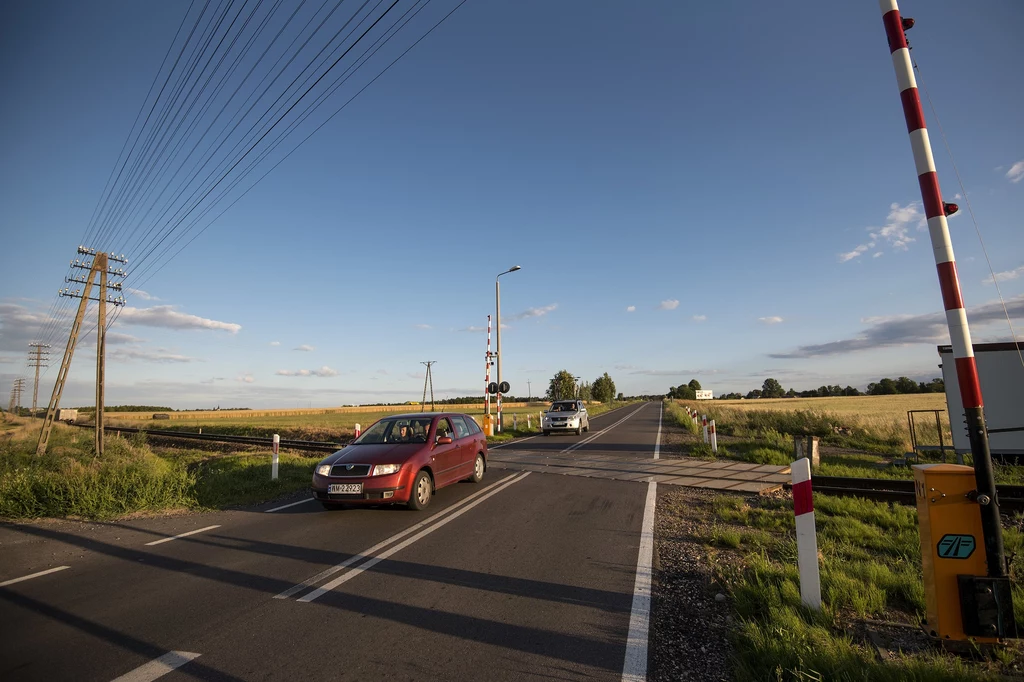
left=275, top=472, right=522, bottom=599
left=145, top=525, right=221, bottom=546
left=622, top=481, right=657, bottom=682
left=110, top=651, right=201, bottom=682
left=0, top=565, right=70, bottom=587
left=298, top=472, right=531, bottom=603
left=265, top=498, right=316, bottom=513
left=654, top=402, right=663, bottom=460
left=562, top=404, right=646, bottom=454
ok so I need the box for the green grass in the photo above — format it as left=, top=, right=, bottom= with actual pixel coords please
left=0, top=420, right=323, bottom=519
left=693, top=492, right=1013, bottom=680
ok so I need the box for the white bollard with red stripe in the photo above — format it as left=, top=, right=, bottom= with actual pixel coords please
left=702, top=415, right=708, bottom=444
left=710, top=420, right=717, bottom=453
left=272, top=434, right=280, bottom=480
left=792, top=457, right=821, bottom=610
left=354, top=423, right=361, bottom=438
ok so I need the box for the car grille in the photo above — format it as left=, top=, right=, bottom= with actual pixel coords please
left=330, top=464, right=371, bottom=477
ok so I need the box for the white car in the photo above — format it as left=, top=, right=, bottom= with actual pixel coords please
left=542, top=400, right=590, bottom=436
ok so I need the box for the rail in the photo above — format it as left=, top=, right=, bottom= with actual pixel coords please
left=71, top=423, right=344, bottom=453
left=786, top=476, right=1024, bottom=515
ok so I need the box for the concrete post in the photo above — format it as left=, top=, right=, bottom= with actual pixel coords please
left=272, top=434, right=280, bottom=480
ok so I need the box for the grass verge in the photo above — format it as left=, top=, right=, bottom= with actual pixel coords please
left=681, top=490, right=1024, bottom=680
left=0, top=420, right=321, bottom=519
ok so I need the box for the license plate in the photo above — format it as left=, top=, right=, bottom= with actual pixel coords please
left=328, top=483, right=362, bottom=494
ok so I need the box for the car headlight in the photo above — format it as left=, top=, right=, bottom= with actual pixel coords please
left=317, top=464, right=332, bottom=476
left=372, top=463, right=401, bottom=476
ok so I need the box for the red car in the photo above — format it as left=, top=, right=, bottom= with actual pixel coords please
left=311, top=413, right=488, bottom=510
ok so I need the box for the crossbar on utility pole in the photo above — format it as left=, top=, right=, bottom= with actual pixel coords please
left=28, top=343, right=51, bottom=415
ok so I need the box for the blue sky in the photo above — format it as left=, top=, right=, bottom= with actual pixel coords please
left=1, top=0, right=1022, bottom=409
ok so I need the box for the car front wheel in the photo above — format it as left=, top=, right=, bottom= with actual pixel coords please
left=408, top=470, right=433, bottom=510
left=468, top=454, right=485, bottom=483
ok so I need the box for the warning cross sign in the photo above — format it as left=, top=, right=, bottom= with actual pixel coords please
left=937, top=534, right=976, bottom=560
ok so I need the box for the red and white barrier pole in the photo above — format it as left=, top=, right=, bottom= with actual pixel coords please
left=702, top=415, right=708, bottom=444
left=792, top=457, right=821, bottom=610
left=880, top=0, right=1006, bottom=577
left=272, top=434, right=280, bottom=480
left=485, top=315, right=492, bottom=416
left=710, top=420, right=717, bottom=453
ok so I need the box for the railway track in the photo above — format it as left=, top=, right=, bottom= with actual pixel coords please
left=790, top=476, right=1024, bottom=515
left=72, top=423, right=344, bottom=453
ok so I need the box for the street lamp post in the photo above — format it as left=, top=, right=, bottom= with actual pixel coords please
left=495, top=265, right=521, bottom=432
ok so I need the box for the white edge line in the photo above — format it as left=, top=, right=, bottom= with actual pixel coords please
left=654, top=402, right=663, bottom=460
left=110, top=651, right=201, bottom=682
left=0, top=565, right=70, bottom=588
left=622, top=480, right=656, bottom=682
left=298, top=471, right=531, bottom=603
left=145, top=525, right=221, bottom=547
left=265, top=498, right=316, bottom=513
left=274, top=472, right=521, bottom=599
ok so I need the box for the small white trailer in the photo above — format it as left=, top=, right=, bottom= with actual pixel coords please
left=938, top=342, right=1024, bottom=460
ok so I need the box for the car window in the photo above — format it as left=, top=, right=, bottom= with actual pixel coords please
left=452, top=416, right=471, bottom=439
left=436, top=418, right=454, bottom=441
left=464, top=416, right=482, bottom=435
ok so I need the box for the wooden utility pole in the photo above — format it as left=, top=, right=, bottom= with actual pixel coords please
left=37, top=247, right=126, bottom=456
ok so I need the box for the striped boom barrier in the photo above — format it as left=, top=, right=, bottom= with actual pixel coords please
left=484, top=315, right=492, bottom=417
left=880, top=0, right=1005, bottom=578
left=792, top=457, right=821, bottom=610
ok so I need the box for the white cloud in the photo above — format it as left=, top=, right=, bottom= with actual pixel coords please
left=626, top=306, right=636, bottom=313
left=126, top=288, right=159, bottom=301
left=236, top=373, right=254, bottom=383
left=117, top=305, right=241, bottom=333
left=873, top=252, right=884, bottom=258
left=508, top=304, right=558, bottom=321
left=294, top=344, right=315, bottom=352
left=1007, top=161, right=1024, bottom=184
left=985, top=265, right=1024, bottom=285
left=414, top=324, right=431, bottom=329
left=692, top=314, right=706, bottom=322
left=275, top=366, right=338, bottom=378
left=269, top=341, right=280, bottom=346
left=109, top=347, right=199, bottom=363
left=841, top=202, right=924, bottom=261
left=759, top=316, right=784, bottom=325
left=658, top=299, right=679, bottom=310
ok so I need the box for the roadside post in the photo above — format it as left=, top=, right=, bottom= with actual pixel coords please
left=512, top=413, right=518, bottom=430
left=354, top=423, right=361, bottom=438
left=702, top=415, right=708, bottom=444
left=272, top=434, right=280, bottom=480
left=792, top=457, right=821, bottom=610
left=710, top=420, right=718, bottom=453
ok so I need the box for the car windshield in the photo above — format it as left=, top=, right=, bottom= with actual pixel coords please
left=551, top=402, right=576, bottom=412
left=354, top=418, right=432, bottom=444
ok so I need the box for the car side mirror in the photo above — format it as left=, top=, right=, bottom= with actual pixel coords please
left=436, top=436, right=453, bottom=445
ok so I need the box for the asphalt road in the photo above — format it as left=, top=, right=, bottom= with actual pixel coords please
left=0, top=402, right=662, bottom=681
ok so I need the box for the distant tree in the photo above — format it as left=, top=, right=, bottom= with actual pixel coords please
left=868, top=378, right=898, bottom=395
left=746, top=389, right=763, bottom=399
left=616, top=392, right=624, bottom=401
left=578, top=381, right=592, bottom=401
left=926, top=377, right=945, bottom=393
left=786, top=388, right=798, bottom=398
left=592, top=373, right=616, bottom=403
left=762, top=378, right=785, bottom=399
left=895, top=376, right=919, bottom=394
left=547, top=370, right=577, bottom=401
left=687, top=379, right=702, bottom=392
left=843, top=386, right=861, bottom=396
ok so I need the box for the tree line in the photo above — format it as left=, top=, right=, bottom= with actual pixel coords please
left=547, top=370, right=617, bottom=402
left=674, top=375, right=945, bottom=401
